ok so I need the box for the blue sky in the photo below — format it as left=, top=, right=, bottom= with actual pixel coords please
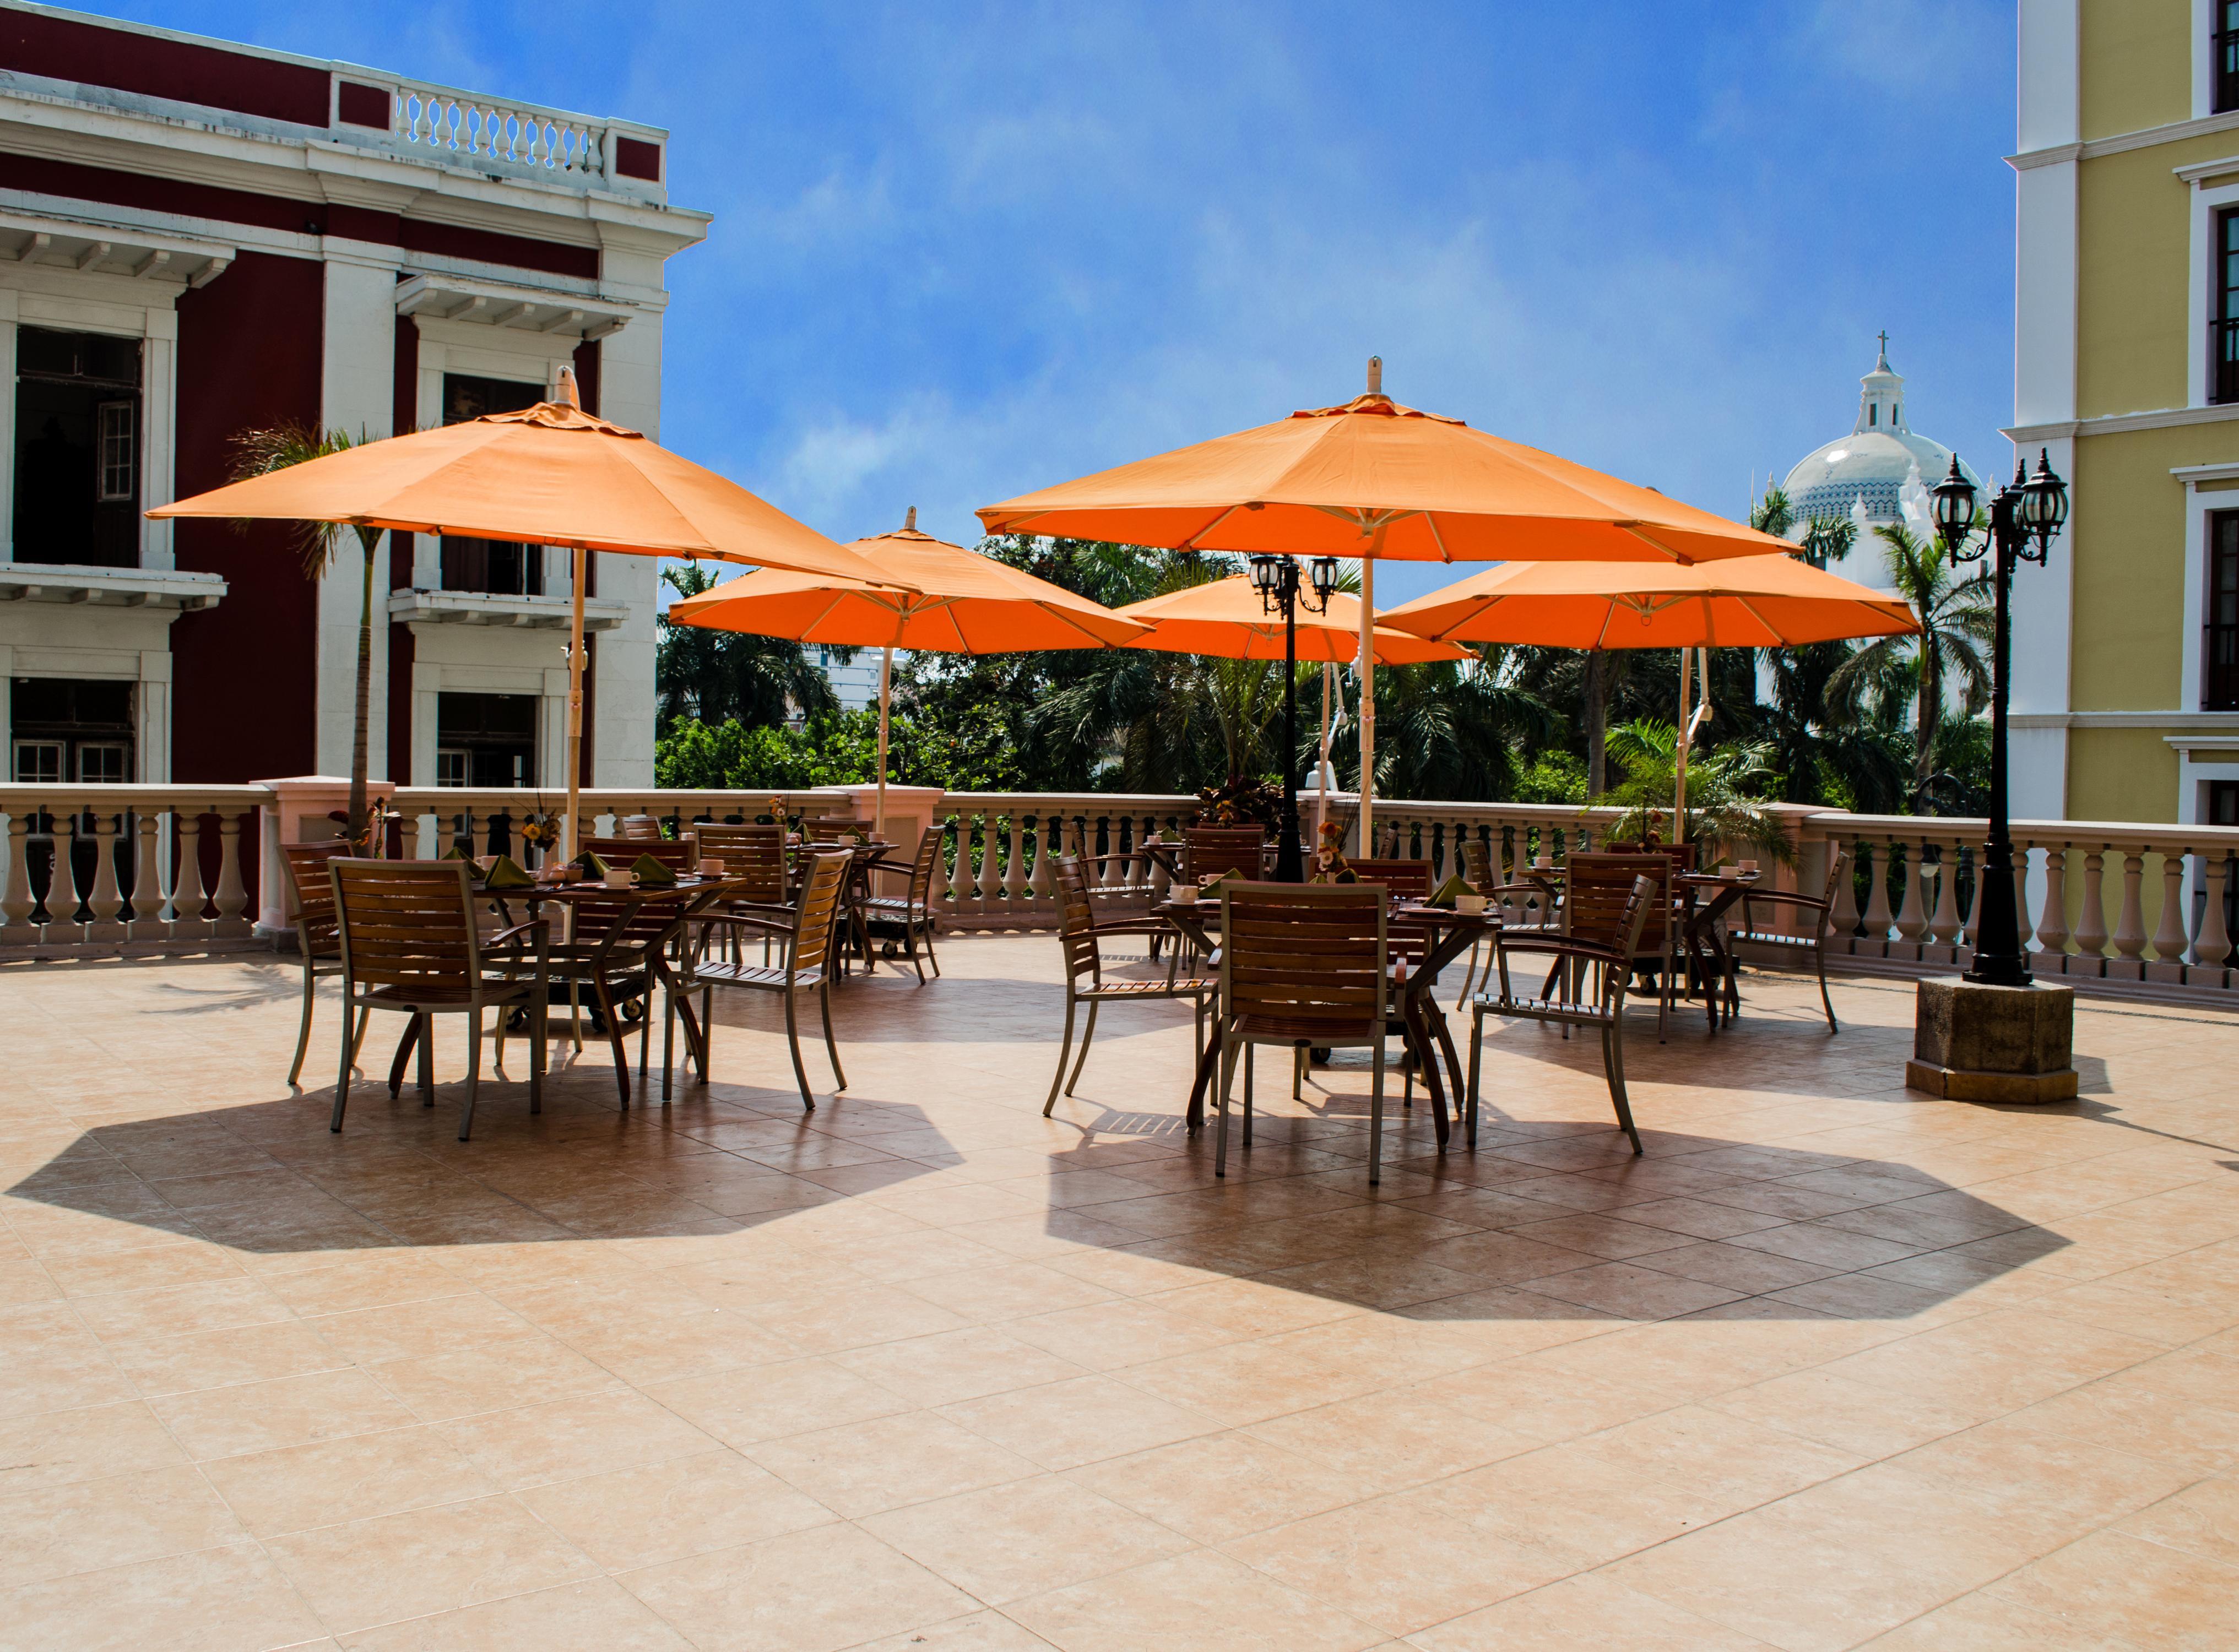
left=103, top=0, right=2015, bottom=605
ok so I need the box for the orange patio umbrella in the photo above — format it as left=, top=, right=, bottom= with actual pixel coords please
left=1381, top=555, right=1921, bottom=835
left=151, top=372, right=899, bottom=859
left=979, top=358, right=1794, bottom=850
left=668, top=509, right=1149, bottom=836
left=1113, top=574, right=1471, bottom=666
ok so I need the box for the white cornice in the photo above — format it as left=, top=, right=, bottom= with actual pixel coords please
left=2019, top=711, right=2239, bottom=731
left=2010, top=106, right=2239, bottom=171
left=2172, top=460, right=2239, bottom=484
left=2006, top=402, right=2239, bottom=443
left=2176, top=154, right=2239, bottom=186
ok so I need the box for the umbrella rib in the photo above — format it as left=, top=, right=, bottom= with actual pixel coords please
left=1425, top=513, right=1456, bottom=562
left=1732, top=594, right=1782, bottom=643
left=1178, top=505, right=1245, bottom=551
left=1038, top=601, right=1130, bottom=649
left=1618, top=524, right=1693, bottom=564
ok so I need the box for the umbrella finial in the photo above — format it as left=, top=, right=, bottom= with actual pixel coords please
left=555, top=366, right=581, bottom=410
left=1367, top=356, right=1383, bottom=396
left=904, top=506, right=917, bottom=531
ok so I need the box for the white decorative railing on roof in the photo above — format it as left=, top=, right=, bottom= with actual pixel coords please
left=382, top=84, right=606, bottom=181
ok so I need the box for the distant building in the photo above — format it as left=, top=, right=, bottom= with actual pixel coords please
left=809, top=644, right=881, bottom=714
left=1779, top=337, right=1985, bottom=545
left=0, top=2, right=707, bottom=790
left=2008, top=0, right=2239, bottom=825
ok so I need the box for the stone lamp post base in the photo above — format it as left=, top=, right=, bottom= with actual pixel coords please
left=1904, top=976, right=2079, bottom=1104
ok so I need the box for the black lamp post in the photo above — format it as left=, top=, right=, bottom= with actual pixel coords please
left=1929, top=449, right=2069, bottom=988
left=1249, top=552, right=1343, bottom=881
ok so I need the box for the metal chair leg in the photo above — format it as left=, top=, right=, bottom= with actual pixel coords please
left=1369, top=1034, right=1387, bottom=1186
left=1214, top=1032, right=1237, bottom=1178
left=416, top=1011, right=435, bottom=1105
left=783, top=988, right=815, bottom=1112
left=1043, top=994, right=1076, bottom=1117
left=1064, top=1001, right=1099, bottom=1096
left=1816, top=933, right=1839, bottom=1032
left=459, top=1007, right=483, bottom=1142
left=529, top=990, right=545, bottom=1115
left=1605, top=1020, right=1642, bottom=1154
left=289, top=962, right=316, bottom=1086
left=1242, top=1042, right=1253, bottom=1149
left=819, top=982, right=845, bottom=1089
left=329, top=1001, right=354, bottom=1132
left=1465, top=1003, right=1484, bottom=1149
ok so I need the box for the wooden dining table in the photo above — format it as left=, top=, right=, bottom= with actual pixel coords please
left=1153, top=893, right=1498, bottom=1149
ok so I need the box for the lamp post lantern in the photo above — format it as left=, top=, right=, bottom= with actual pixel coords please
left=1929, top=449, right=2068, bottom=987
left=1250, top=552, right=1342, bottom=881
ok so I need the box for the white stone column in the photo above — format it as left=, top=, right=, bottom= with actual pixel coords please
left=140, top=310, right=176, bottom=571
left=318, top=249, right=403, bottom=779
left=0, top=290, right=14, bottom=563
left=135, top=650, right=171, bottom=784
left=411, top=657, right=441, bottom=787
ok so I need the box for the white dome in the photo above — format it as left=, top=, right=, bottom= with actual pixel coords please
left=1779, top=339, right=1984, bottom=528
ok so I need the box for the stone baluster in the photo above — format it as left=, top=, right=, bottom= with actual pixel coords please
left=2150, top=850, right=2192, bottom=972
left=1827, top=839, right=1862, bottom=939
left=2194, top=854, right=2233, bottom=971
left=1003, top=814, right=1027, bottom=900
left=1924, top=841, right=1961, bottom=946
left=2111, top=852, right=2149, bottom=974
left=1962, top=843, right=1987, bottom=957
left=2036, top=846, right=2071, bottom=964
left=171, top=808, right=209, bottom=934
left=129, top=811, right=162, bottom=938
left=1028, top=814, right=1057, bottom=897
left=976, top=813, right=1004, bottom=903
left=211, top=809, right=251, bottom=936
left=1, top=812, right=31, bottom=934
left=927, top=819, right=956, bottom=904
left=85, top=808, right=124, bottom=936
left=2072, top=849, right=2109, bottom=972
left=1859, top=839, right=1894, bottom=945
left=1891, top=839, right=1928, bottom=947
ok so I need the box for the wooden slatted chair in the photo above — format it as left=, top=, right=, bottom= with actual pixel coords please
left=1182, top=825, right=1266, bottom=884
left=803, top=816, right=871, bottom=843
left=1466, top=873, right=1656, bottom=1156
left=1215, top=882, right=1389, bottom=1182
left=863, top=829, right=944, bottom=982
left=688, top=820, right=796, bottom=966
left=1044, top=855, right=1215, bottom=1113
left=677, top=850, right=852, bottom=1110
left=279, top=840, right=368, bottom=1088
left=586, top=836, right=694, bottom=874
left=328, top=858, right=548, bottom=1142
left=1564, top=851, right=1680, bottom=1041
left=1728, top=846, right=1850, bottom=1032
left=616, top=815, right=668, bottom=843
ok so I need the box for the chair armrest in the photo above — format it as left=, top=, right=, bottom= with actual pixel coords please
left=489, top=919, right=549, bottom=948
left=1738, top=891, right=1831, bottom=915
left=1085, top=920, right=1179, bottom=942
left=1494, top=935, right=1628, bottom=968
left=698, top=913, right=793, bottom=939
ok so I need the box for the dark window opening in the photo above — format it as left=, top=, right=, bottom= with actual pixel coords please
left=2214, top=210, right=2239, bottom=405
left=14, top=327, right=141, bottom=567
left=11, top=676, right=133, bottom=781
left=2219, top=2, right=2239, bottom=115
left=2210, top=512, right=2239, bottom=710
left=435, top=691, right=536, bottom=788
left=438, top=373, right=545, bottom=595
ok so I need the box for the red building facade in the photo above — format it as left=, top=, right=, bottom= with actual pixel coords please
left=0, top=2, right=707, bottom=789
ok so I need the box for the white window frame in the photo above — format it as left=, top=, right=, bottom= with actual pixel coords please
left=2185, top=171, right=2239, bottom=409
left=435, top=747, right=470, bottom=787
left=11, top=737, right=60, bottom=783
left=73, top=740, right=129, bottom=784
left=96, top=399, right=135, bottom=502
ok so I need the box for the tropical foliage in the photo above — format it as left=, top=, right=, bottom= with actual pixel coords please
left=652, top=498, right=1997, bottom=823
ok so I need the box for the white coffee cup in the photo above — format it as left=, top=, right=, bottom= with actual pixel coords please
left=1738, top=859, right=1759, bottom=874
left=1172, top=885, right=1199, bottom=906
left=699, top=858, right=725, bottom=877
left=603, top=868, right=632, bottom=890
left=1456, top=894, right=1487, bottom=915
left=1533, top=856, right=1554, bottom=870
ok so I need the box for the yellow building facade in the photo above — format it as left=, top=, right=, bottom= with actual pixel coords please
left=2011, top=0, right=2239, bottom=824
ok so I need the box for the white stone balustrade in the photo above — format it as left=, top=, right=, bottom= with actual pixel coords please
left=8, top=782, right=2239, bottom=1000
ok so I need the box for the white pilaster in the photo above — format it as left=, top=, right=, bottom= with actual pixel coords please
left=140, top=309, right=175, bottom=570
left=135, top=648, right=170, bottom=782
left=319, top=251, right=403, bottom=780
left=589, top=317, right=661, bottom=786
left=0, top=291, right=17, bottom=564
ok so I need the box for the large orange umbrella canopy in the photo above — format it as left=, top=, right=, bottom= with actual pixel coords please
left=149, top=388, right=890, bottom=582
left=151, top=376, right=897, bottom=859
left=1116, top=575, right=1470, bottom=665
left=976, top=383, right=1795, bottom=566
left=667, top=514, right=1147, bottom=650
left=1380, top=556, right=1921, bottom=648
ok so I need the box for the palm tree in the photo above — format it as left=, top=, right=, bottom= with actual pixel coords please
left=655, top=563, right=844, bottom=730
left=1601, top=719, right=1791, bottom=860
left=1826, top=521, right=1992, bottom=811
left=229, top=425, right=386, bottom=848
left=1320, top=650, right=1558, bottom=802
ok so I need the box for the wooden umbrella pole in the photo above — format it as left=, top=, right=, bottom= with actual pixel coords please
left=875, top=643, right=893, bottom=840
left=1314, top=660, right=1334, bottom=848
left=1357, top=551, right=1375, bottom=858
left=565, top=543, right=587, bottom=861
left=1674, top=644, right=1692, bottom=845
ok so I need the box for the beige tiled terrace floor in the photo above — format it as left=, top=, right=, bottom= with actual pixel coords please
left=2, top=937, right=2236, bottom=1649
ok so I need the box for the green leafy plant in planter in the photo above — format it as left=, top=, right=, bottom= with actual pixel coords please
left=1194, top=774, right=1282, bottom=829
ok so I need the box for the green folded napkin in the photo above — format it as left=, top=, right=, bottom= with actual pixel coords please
left=483, top=855, right=533, bottom=890
left=442, top=844, right=469, bottom=861
left=1428, top=874, right=1473, bottom=908
left=631, top=854, right=678, bottom=888
left=573, top=849, right=609, bottom=879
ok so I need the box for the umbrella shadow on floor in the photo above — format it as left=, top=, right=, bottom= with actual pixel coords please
left=3, top=1068, right=957, bottom=1256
